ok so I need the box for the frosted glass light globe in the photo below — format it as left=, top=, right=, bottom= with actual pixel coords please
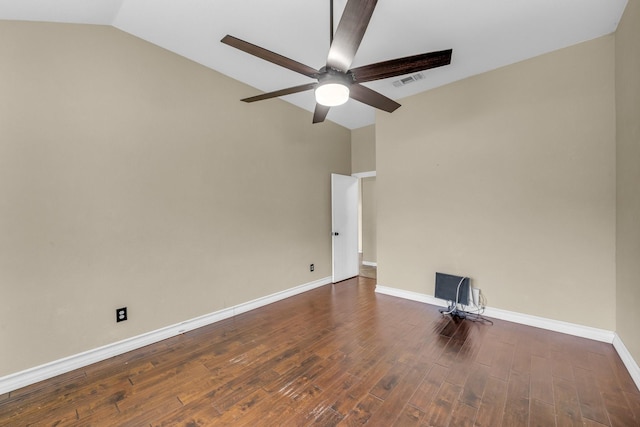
left=315, top=83, right=349, bottom=107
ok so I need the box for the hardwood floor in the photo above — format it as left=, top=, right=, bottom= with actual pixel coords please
left=1, top=276, right=639, bottom=426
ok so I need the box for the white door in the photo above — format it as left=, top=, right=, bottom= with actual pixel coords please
left=331, top=173, right=359, bottom=283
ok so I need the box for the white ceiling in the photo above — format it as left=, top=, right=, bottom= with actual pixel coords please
left=0, top=0, right=628, bottom=129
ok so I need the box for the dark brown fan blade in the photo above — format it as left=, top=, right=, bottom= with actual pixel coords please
left=222, top=35, right=319, bottom=78
left=326, top=0, right=378, bottom=72
left=350, top=49, right=452, bottom=83
left=241, top=83, right=318, bottom=103
left=349, top=84, right=400, bottom=112
left=313, top=104, right=331, bottom=123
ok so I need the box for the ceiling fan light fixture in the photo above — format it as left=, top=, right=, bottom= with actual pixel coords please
left=315, top=82, right=350, bottom=107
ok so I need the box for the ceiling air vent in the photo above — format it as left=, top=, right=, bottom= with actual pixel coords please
left=392, top=72, right=425, bottom=88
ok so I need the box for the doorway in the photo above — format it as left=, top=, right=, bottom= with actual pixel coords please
left=331, top=172, right=377, bottom=282
left=331, top=173, right=359, bottom=282
left=358, top=173, right=377, bottom=279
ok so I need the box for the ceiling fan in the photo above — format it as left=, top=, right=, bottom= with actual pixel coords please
left=221, top=0, right=452, bottom=124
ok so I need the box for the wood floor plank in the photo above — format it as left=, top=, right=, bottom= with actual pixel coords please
left=297, top=351, right=348, bottom=392
left=582, top=418, right=610, bottom=427
left=5, top=369, right=87, bottom=402
left=152, top=397, right=222, bottom=427
left=489, top=341, right=515, bottom=381
left=573, top=366, right=611, bottom=425
left=329, top=357, right=393, bottom=417
left=501, top=370, right=530, bottom=427
left=409, top=363, right=450, bottom=412
left=553, top=377, right=583, bottom=427
left=117, top=394, right=184, bottom=426
left=511, top=337, right=532, bottom=375
left=475, top=333, right=500, bottom=366
left=459, top=362, right=490, bottom=408
left=496, top=320, right=522, bottom=347
left=437, top=335, right=467, bottom=368
left=610, top=353, right=640, bottom=394
left=551, top=350, right=575, bottom=382
left=340, top=393, right=383, bottom=426
left=456, top=322, right=488, bottom=362
left=261, top=354, right=322, bottom=395
left=531, top=355, right=554, bottom=405
left=436, top=316, right=459, bottom=338
left=565, top=339, right=595, bottom=372
left=235, top=394, right=299, bottom=427
left=624, top=390, right=640, bottom=424
left=529, top=329, right=552, bottom=359
left=588, top=351, right=639, bottom=426
left=310, top=406, right=344, bottom=426
left=601, top=391, right=638, bottom=427
left=392, top=404, right=425, bottom=426
left=440, top=358, right=469, bottom=389
left=366, top=362, right=430, bottom=426
left=212, top=367, right=280, bottom=412
left=422, top=381, right=462, bottom=427
left=369, top=361, right=412, bottom=400
left=213, top=388, right=271, bottom=425
left=448, top=400, right=478, bottom=427
left=530, top=398, right=557, bottom=427
left=589, top=351, right=621, bottom=391
left=321, top=372, right=360, bottom=416
left=1, top=276, right=636, bottom=426
left=474, top=376, right=508, bottom=427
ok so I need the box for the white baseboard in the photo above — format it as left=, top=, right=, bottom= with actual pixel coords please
left=375, top=285, right=640, bottom=387
left=362, top=261, right=377, bottom=267
left=481, top=305, right=615, bottom=343
left=0, top=276, right=332, bottom=395
left=613, top=333, right=640, bottom=391
left=375, top=285, right=448, bottom=308
left=352, top=171, right=376, bottom=178
left=374, top=285, right=615, bottom=344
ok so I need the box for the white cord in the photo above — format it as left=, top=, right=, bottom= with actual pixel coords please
left=463, top=289, right=487, bottom=314
left=455, top=276, right=466, bottom=311
left=442, top=283, right=493, bottom=324
left=442, top=276, right=467, bottom=315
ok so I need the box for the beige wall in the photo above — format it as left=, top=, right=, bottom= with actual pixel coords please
left=0, top=21, right=351, bottom=376
left=616, top=0, right=640, bottom=366
left=351, top=125, right=376, bottom=173
left=377, top=36, right=616, bottom=330
left=361, top=177, right=377, bottom=263
left=351, top=124, right=376, bottom=262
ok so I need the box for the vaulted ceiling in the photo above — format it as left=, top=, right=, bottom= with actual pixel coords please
left=0, top=0, right=628, bottom=129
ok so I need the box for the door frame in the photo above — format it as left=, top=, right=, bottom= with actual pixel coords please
left=353, top=171, right=376, bottom=269
left=330, top=171, right=376, bottom=283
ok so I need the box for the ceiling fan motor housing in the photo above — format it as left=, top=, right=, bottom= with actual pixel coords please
left=317, top=67, right=355, bottom=85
